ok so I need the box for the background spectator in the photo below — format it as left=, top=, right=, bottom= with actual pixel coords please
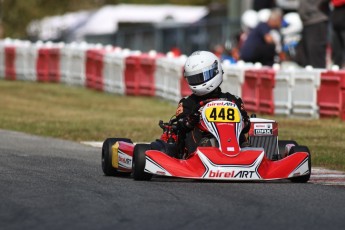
left=280, top=12, right=303, bottom=61
left=296, top=0, right=330, bottom=68
left=276, top=0, right=300, bottom=14
left=211, top=43, right=237, bottom=63
left=238, top=9, right=259, bottom=51
left=239, top=8, right=283, bottom=66
left=252, top=0, right=276, bottom=11
left=330, top=0, right=345, bottom=68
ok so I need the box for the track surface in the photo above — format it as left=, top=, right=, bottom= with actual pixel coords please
left=1, top=130, right=345, bottom=230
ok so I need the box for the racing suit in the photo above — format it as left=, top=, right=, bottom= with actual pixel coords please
left=175, top=87, right=251, bottom=157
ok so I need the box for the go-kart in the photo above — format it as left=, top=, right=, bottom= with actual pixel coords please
left=101, top=100, right=311, bottom=182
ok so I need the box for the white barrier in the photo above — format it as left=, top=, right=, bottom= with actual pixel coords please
left=27, top=41, right=44, bottom=82
left=59, top=42, right=76, bottom=84
left=15, top=41, right=32, bottom=81
left=274, top=66, right=324, bottom=118
left=0, top=40, right=7, bottom=79
left=154, top=55, right=169, bottom=98
left=290, top=67, right=324, bottom=118
left=274, top=69, right=294, bottom=116
left=68, top=42, right=90, bottom=86
left=103, top=48, right=130, bottom=95
left=163, top=55, right=187, bottom=103
left=222, top=60, right=253, bottom=97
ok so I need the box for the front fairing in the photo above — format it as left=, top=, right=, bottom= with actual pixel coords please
left=200, top=100, right=244, bottom=156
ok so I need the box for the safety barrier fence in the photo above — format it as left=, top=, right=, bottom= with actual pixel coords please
left=1, top=38, right=345, bottom=120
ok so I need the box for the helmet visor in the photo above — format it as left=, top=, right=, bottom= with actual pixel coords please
left=184, top=60, right=219, bottom=86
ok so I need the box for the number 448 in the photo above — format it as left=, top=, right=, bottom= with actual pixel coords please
left=209, top=107, right=235, bottom=121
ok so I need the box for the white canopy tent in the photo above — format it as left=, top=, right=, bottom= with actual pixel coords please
left=27, top=10, right=92, bottom=41
left=74, top=4, right=208, bottom=40
left=27, top=4, right=208, bottom=42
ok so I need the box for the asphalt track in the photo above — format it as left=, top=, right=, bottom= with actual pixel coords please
left=1, top=130, right=345, bottom=230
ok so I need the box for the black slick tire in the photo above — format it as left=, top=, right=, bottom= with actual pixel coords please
left=288, top=145, right=311, bottom=183
left=102, top=138, right=132, bottom=176
left=132, top=144, right=152, bottom=181
left=278, top=140, right=298, bottom=159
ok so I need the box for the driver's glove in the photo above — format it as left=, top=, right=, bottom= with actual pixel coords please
left=178, top=112, right=200, bottom=131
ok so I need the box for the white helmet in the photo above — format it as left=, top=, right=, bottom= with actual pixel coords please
left=184, top=51, right=223, bottom=96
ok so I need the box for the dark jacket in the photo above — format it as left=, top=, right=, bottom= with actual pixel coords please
left=175, top=87, right=250, bottom=155
left=298, top=0, right=329, bottom=26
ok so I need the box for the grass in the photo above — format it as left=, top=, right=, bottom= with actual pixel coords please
left=1, top=79, right=345, bottom=171
left=0, top=80, right=176, bottom=142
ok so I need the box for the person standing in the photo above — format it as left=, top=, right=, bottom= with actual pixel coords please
left=252, top=0, right=276, bottom=11
left=296, top=0, right=330, bottom=68
left=239, top=8, right=283, bottom=66
left=331, top=0, right=345, bottom=68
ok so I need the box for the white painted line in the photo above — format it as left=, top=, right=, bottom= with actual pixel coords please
left=81, top=141, right=103, bottom=148
left=312, top=168, right=345, bottom=173
left=311, top=174, right=345, bottom=178
left=81, top=141, right=146, bottom=148
left=310, top=167, right=345, bottom=186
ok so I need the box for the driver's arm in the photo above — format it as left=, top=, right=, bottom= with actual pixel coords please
left=175, top=98, right=199, bottom=132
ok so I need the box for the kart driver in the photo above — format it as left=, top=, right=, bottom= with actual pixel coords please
left=175, top=50, right=251, bottom=158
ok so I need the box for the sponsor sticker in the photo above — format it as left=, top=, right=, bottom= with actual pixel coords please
left=227, top=147, right=235, bottom=152
left=118, top=151, right=132, bottom=169
left=208, top=170, right=256, bottom=179
left=254, top=123, right=273, bottom=136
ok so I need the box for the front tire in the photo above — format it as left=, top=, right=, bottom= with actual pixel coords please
left=288, top=146, right=311, bottom=183
left=132, top=144, right=152, bottom=181
left=102, top=138, right=132, bottom=176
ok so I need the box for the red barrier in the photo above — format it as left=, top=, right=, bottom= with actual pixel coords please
left=48, top=47, right=60, bottom=82
left=242, top=70, right=260, bottom=113
left=36, top=47, right=50, bottom=82
left=5, top=46, right=16, bottom=80
left=94, top=50, right=106, bottom=91
left=343, top=91, right=345, bottom=121
left=180, top=74, right=192, bottom=97
left=85, top=48, right=110, bottom=91
left=139, top=53, right=163, bottom=96
left=124, top=54, right=141, bottom=96
left=242, top=68, right=275, bottom=115
left=257, top=68, right=275, bottom=114
left=85, top=49, right=96, bottom=88
left=124, top=52, right=166, bottom=96
left=85, top=49, right=99, bottom=90
left=317, top=70, right=345, bottom=120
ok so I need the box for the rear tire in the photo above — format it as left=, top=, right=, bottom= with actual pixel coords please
left=278, top=140, right=298, bottom=159
left=288, top=146, right=311, bottom=183
left=132, top=144, right=152, bottom=181
left=102, top=138, right=132, bottom=176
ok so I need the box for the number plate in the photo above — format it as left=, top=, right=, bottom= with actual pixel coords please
left=205, top=105, right=241, bottom=122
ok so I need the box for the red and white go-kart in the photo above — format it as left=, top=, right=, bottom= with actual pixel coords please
left=102, top=100, right=311, bottom=182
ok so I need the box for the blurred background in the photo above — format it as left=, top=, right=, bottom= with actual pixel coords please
left=0, top=0, right=296, bottom=55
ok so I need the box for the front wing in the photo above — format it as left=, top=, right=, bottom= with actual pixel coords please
left=144, top=147, right=310, bottom=181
